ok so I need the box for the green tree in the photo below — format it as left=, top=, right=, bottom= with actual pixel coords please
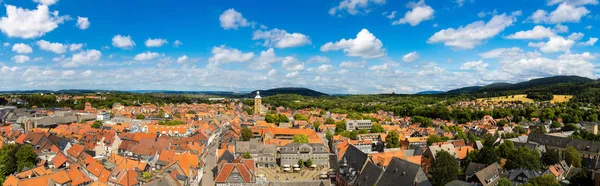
left=298, top=159, right=304, bottom=168
left=385, top=130, right=400, bottom=148
left=358, top=129, right=369, bottom=134
left=305, top=159, right=313, bottom=167
left=241, top=127, right=253, bottom=141
left=143, top=171, right=154, bottom=181
left=497, top=120, right=509, bottom=127
left=0, top=144, right=18, bottom=183
left=569, top=169, right=592, bottom=186
left=497, top=140, right=514, bottom=158
left=430, top=150, right=460, bottom=186
left=92, top=120, right=103, bottom=128
left=136, top=114, right=145, bottom=120
left=335, top=121, right=346, bottom=134
left=326, top=131, right=333, bottom=142
left=293, top=114, right=308, bottom=121
left=541, top=150, right=560, bottom=166
left=412, top=116, right=433, bottom=127
left=497, top=178, right=512, bottom=186
left=505, top=147, right=542, bottom=171
left=243, top=152, right=252, bottom=159
left=313, top=122, right=321, bottom=132
left=349, top=130, right=358, bottom=140
left=370, top=123, right=385, bottom=133
left=325, top=118, right=335, bottom=124
left=564, top=146, right=582, bottom=168
left=476, top=146, right=499, bottom=165
left=525, top=174, right=559, bottom=186
left=16, top=144, right=38, bottom=172
left=427, top=134, right=446, bottom=146
left=293, top=134, right=309, bottom=144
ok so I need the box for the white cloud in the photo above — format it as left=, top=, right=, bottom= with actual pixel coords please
left=505, top=25, right=556, bottom=40
left=173, top=40, right=183, bottom=47
left=82, top=70, right=93, bottom=77
left=529, top=3, right=589, bottom=23
left=402, top=51, right=420, bottom=62
left=585, top=25, right=593, bottom=30
left=427, top=13, right=516, bottom=49
left=498, top=52, right=595, bottom=79
left=33, top=57, right=42, bottom=62
left=176, top=55, right=189, bottom=63
left=478, top=47, right=523, bottom=58
left=281, top=56, right=304, bottom=71
left=392, top=0, right=435, bottom=26
left=316, top=64, right=333, bottom=73
left=76, top=16, right=90, bottom=30
left=339, top=60, right=367, bottom=68
left=3, top=42, right=9, bottom=47
left=65, top=49, right=101, bottom=67
left=251, top=48, right=280, bottom=70
left=145, top=38, right=168, bottom=47
left=134, top=52, right=162, bottom=61
left=0, top=5, right=66, bottom=39
left=219, top=8, right=250, bottom=30
left=455, top=0, right=466, bottom=7
left=528, top=36, right=575, bottom=53
left=460, top=60, right=488, bottom=71
left=208, top=45, right=255, bottom=67
left=321, top=28, right=385, bottom=58
left=12, top=43, right=33, bottom=54
left=383, top=11, right=397, bottom=19
left=69, top=43, right=83, bottom=51
left=268, top=69, right=276, bottom=76
left=252, top=28, right=311, bottom=48
left=369, top=62, right=398, bottom=71
left=11, top=55, right=30, bottom=63
left=554, top=24, right=569, bottom=33
left=33, top=0, right=59, bottom=5
left=567, top=32, right=584, bottom=40
left=579, top=37, right=598, bottom=46
left=547, top=0, right=598, bottom=6
left=417, top=62, right=445, bottom=75
left=307, top=55, right=330, bottom=63
left=36, top=40, right=66, bottom=54
left=285, top=71, right=299, bottom=78
left=329, top=0, right=386, bottom=16
left=62, top=70, right=75, bottom=77
left=112, top=35, right=135, bottom=49
left=559, top=52, right=596, bottom=61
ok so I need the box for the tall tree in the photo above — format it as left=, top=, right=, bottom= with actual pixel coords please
left=430, top=150, right=460, bottom=186
left=293, top=134, right=309, bottom=144
left=385, top=130, right=400, bottom=148
left=526, top=174, right=559, bottom=186
left=476, top=146, right=499, bottom=165
left=241, top=127, right=253, bottom=141
left=564, top=146, right=582, bottom=168
left=16, top=144, right=38, bottom=172
left=497, top=178, right=513, bottom=186
left=0, top=144, right=18, bottom=183
left=370, top=124, right=385, bottom=133
left=91, top=120, right=103, bottom=129
left=541, top=150, right=559, bottom=166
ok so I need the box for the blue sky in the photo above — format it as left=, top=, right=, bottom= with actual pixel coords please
left=0, top=0, right=598, bottom=94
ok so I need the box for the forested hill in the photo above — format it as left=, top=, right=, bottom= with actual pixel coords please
left=247, top=87, right=327, bottom=98
left=446, top=76, right=596, bottom=95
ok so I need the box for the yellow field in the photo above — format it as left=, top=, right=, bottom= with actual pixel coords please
left=477, top=94, right=573, bottom=103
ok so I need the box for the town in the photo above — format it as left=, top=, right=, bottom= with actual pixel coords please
left=0, top=88, right=599, bottom=186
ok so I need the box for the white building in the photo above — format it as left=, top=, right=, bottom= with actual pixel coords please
left=346, top=120, right=373, bottom=131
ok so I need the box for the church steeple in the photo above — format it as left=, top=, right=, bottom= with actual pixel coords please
left=254, top=91, right=262, bottom=115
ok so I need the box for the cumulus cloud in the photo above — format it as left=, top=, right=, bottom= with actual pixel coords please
left=112, top=35, right=135, bottom=49
left=36, top=40, right=66, bottom=54
left=219, top=9, right=250, bottom=30
left=392, top=0, right=435, bottom=26
left=329, top=0, right=386, bottom=16
left=251, top=48, right=281, bottom=70
left=339, top=60, right=367, bottom=68
left=281, top=56, right=304, bottom=71
left=176, top=55, right=189, bottom=63
left=173, top=40, right=183, bottom=47
left=505, top=25, right=556, bottom=40
left=315, top=64, right=333, bottom=73
left=528, top=36, right=575, bottom=53
left=307, top=56, right=330, bottom=63
left=0, top=5, right=66, bottom=39
left=62, top=49, right=102, bottom=68
left=529, top=3, right=589, bottom=23
left=478, top=47, right=524, bottom=59
left=285, top=71, right=299, bottom=78
left=417, top=62, right=445, bottom=75
left=579, top=37, right=598, bottom=46
left=402, top=51, right=420, bottom=62
left=321, top=29, right=385, bottom=59
left=12, top=55, right=30, bottom=63
left=208, top=45, right=254, bottom=67
left=369, top=62, right=398, bottom=71
left=252, top=28, right=311, bottom=48
left=460, top=60, right=488, bottom=71
left=12, top=43, right=33, bottom=54
left=69, top=43, right=83, bottom=51
left=33, top=0, right=59, bottom=5
left=427, top=13, right=516, bottom=49
left=547, top=0, right=598, bottom=6
left=76, top=16, right=90, bottom=30
left=134, top=52, right=162, bottom=61
left=145, top=38, right=168, bottom=47
left=567, top=32, right=584, bottom=40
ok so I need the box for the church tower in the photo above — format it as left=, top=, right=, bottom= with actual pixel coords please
left=254, top=91, right=262, bottom=115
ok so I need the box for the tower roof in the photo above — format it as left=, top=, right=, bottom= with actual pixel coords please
left=254, top=91, right=261, bottom=99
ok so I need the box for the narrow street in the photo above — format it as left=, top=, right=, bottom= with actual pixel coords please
left=201, top=128, right=225, bottom=186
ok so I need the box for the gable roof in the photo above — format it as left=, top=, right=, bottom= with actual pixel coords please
left=354, top=161, right=383, bottom=186
left=376, top=157, right=430, bottom=186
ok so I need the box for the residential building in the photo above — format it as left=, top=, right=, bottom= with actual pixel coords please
left=235, top=139, right=276, bottom=168
left=345, top=120, right=373, bottom=131
left=280, top=143, right=329, bottom=167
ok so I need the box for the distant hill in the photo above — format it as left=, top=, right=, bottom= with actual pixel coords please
left=248, top=87, right=327, bottom=97
left=446, top=76, right=596, bottom=95
left=415, top=91, right=445, bottom=95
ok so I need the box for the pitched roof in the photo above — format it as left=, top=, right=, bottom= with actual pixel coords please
left=376, top=157, right=430, bottom=186
left=354, top=161, right=383, bottom=186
